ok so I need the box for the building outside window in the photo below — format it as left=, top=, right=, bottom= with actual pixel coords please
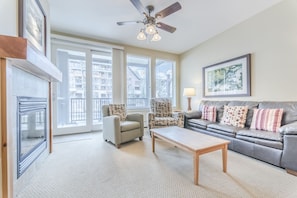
left=156, top=59, right=176, bottom=106
left=126, top=55, right=150, bottom=108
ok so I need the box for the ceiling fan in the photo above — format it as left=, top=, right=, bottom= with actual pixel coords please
left=117, top=0, right=182, bottom=41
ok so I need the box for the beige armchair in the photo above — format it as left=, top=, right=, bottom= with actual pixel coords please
left=102, top=104, right=144, bottom=148
left=147, top=98, right=184, bottom=133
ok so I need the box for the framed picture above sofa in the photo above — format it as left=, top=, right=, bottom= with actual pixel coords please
left=203, top=54, right=251, bottom=97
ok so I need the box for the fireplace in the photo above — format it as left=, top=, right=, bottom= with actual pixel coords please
left=0, top=35, right=62, bottom=197
left=17, top=96, right=48, bottom=178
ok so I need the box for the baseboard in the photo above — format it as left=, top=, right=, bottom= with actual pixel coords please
left=286, top=169, right=297, bottom=176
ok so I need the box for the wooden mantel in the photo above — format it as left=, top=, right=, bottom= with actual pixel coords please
left=0, top=35, right=62, bottom=82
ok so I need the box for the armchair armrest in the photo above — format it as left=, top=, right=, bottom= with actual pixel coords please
left=172, top=112, right=184, bottom=128
left=279, top=121, right=297, bottom=135
left=126, top=113, right=143, bottom=123
left=184, top=111, right=202, bottom=119
left=147, top=112, right=155, bottom=130
left=103, top=115, right=121, bottom=144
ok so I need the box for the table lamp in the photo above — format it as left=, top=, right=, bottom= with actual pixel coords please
left=183, top=88, right=196, bottom=111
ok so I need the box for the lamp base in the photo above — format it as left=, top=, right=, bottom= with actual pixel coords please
left=187, top=97, right=192, bottom=111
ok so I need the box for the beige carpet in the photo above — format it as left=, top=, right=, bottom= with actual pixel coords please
left=17, top=131, right=297, bottom=198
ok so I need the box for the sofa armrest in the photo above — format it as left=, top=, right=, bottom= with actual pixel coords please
left=184, top=111, right=202, bottom=119
left=279, top=121, right=297, bottom=135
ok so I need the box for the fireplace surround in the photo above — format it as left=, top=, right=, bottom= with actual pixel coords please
left=0, top=35, right=62, bottom=197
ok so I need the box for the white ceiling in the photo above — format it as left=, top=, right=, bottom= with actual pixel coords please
left=49, top=0, right=283, bottom=54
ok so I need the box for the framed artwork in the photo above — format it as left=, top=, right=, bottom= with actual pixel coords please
left=203, top=54, right=251, bottom=97
left=19, top=0, right=46, bottom=54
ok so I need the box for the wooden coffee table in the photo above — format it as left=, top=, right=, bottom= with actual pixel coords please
left=151, top=126, right=230, bottom=185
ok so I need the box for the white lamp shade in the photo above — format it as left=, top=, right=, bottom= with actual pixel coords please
left=137, top=30, right=146, bottom=40
left=183, top=88, right=196, bottom=97
left=151, top=33, right=161, bottom=41
left=145, top=24, right=156, bottom=35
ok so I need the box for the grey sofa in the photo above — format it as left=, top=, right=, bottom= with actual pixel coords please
left=184, top=100, right=297, bottom=175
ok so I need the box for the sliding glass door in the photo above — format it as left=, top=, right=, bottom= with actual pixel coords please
left=52, top=45, right=112, bottom=135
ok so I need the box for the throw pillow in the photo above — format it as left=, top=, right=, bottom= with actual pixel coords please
left=108, top=104, right=126, bottom=121
left=220, top=106, right=248, bottom=128
left=250, top=109, right=284, bottom=132
left=201, top=105, right=217, bottom=122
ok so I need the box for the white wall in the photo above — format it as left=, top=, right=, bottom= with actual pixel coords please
left=180, top=0, right=297, bottom=110
left=0, top=0, right=17, bottom=36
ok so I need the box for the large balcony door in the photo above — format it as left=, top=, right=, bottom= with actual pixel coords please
left=52, top=45, right=112, bottom=135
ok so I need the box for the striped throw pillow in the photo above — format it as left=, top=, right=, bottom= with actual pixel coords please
left=250, top=109, right=283, bottom=132
left=201, top=105, right=216, bottom=122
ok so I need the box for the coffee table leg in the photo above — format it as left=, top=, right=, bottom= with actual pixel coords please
left=193, top=153, right=199, bottom=185
left=152, top=132, right=155, bottom=153
left=222, top=144, right=228, bottom=172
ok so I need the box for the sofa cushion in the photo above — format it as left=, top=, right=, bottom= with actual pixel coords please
left=236, top=129, right=283, bottom=149
left=227, top=101, right=259, bottom=127
left=188, top=119, right=214, bottom=129
left=250, top=109, right=283, bottom=132
left=207, top=123, right=242, bottom=137
left=109, top=104, right=127, bottom=121
left=201, top=105, right=216, bottom=122
left=220, top=106, right=248, bottom=128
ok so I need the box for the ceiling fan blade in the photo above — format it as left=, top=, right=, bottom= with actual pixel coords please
left=130, top=0, right=146, bottom=15
left=117, top=21, right=143, bottom=26
left=156, top=22, right=176, bottom=33
left=155, top=2, right=181, bottom=19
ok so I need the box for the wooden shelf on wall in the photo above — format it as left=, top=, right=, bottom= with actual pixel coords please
left=0, top=35, right=62, bottom=82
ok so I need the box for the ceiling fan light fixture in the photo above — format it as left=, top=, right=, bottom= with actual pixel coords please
left=151, top=32, right=161, bottom=41
left=137, top=29, right=147, bottom=40
left=118, top=0, right=181, bottom=43
left=145, top=24, right=156, bottom=35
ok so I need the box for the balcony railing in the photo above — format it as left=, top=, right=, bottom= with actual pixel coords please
left=69, top=98, right=148, bottom=122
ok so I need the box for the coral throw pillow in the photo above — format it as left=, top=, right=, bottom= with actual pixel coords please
left=220, top=106, right=248, bottom=128
left=201, top=105, right=216, bottom=122
left=250, top=109, right=283, bottom=132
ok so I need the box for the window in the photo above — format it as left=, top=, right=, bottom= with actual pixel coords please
left=126, top=55, right=150, bottom=108
left=156, top=59, right=176, bottom=105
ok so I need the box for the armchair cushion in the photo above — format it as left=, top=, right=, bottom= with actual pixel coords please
left=120, top=121, right=141, bottom=132
left=108, top=104, right=126, bottom=121
left=155, top=117, right=178, bottom=126
left=151, top=98, right=172, bottom=117
left=155, top=101, right=171, bottom=117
